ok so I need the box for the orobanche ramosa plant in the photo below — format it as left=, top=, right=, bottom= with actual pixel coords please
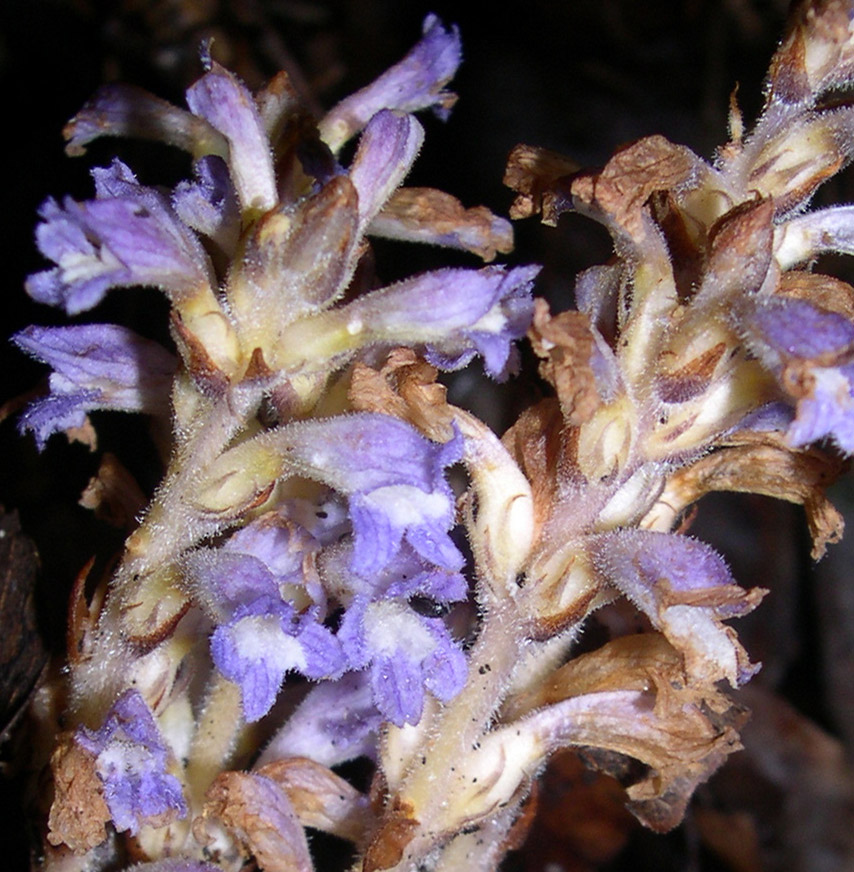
left=15, top=3, right=854, bottom=871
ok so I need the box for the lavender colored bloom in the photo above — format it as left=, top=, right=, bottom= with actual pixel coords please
left=258, top=672, right=383, bottom=768
left=172, top=156, right=240, bottom=255
left=211, top=596, right=346, bottom=722
left=63, top=82, right=224, bottom=158
left=338, top=595, right=467, bottom=726
left=591, top=530, right=764, bottom=686
left=319, top=14, right=462, bottom=151
left=13, top=323, right=176, bottom=449
left=349, top=110, right=424, bottom=234
left=348, top=264, right=539, bottom=380
left=76, top=690, right=186, bottom=835
left=185, top=60, right=277, bottom=214
left=187, top=501, right=348, bottom=618
left=737, top=295, right=854, bottom=452
left=186, top=514, right=349, bottom=722
left=276, top=414, right=464, bottom=577
left=26, top=161, right=214, bottom=314
left=319, top=538, right=468, bottom=606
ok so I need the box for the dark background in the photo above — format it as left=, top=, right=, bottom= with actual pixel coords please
left=3, top=2, right=853, bottom=870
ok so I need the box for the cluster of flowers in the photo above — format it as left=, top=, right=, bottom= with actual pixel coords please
left=16, top=3, right=854, bottom=871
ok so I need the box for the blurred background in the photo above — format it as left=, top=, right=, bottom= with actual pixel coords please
left=2, top=1, right=853, bottom=870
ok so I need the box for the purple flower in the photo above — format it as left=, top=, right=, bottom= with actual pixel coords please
left=26, top=160, right=214, bottom=314
left=342, top=264, right=539, bottom=380
left=185, top=512, right=350, bottom=722
left=211, top=596, right=346, bottom=722
left=185, top=59, right=277, bottom=214
left=13, top=323, right=176, bottom=449
left=258, top=673, right=383, bottom=768
left=63, top=82, right=224, bottom=158
left=318, top=537, right=468, bottom=606
left=75, top=690, right=186, bottom=835
left=590, top=530, right=765, bottom=686
left=274, top=413, right=464, bottom=576
left=338, top=595, right=467, bottom=726
left=319, top=14, right=462, bottom=151
left=172, top=156, right=240, bottom=255
left=349, top=110, right=424, bottom=235
left=736, top=295, right=854, bottom=452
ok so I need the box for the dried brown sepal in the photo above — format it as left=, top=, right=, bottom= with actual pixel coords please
left=656, top=342, right=727, bottom=404
left=258, top=757, right=372, bottom=845
left=349, top=349, right=455, bottom=443
left=46, top=734, right=111, bottom=853
left=570, top=136, right=699, bottom=242
left=243, top=346, right=273, bottom=381
left=649, top=430, right=845, bottom=558
left=767, top=0, right=854, bottom=105
left=79, top=453, right=147, bottom=531
left=649, top=191, right=706, bottom=302
left=202, top=771, right=313, bottom=872
left=120, top=564, right=191, bottom=649
left=528, top=299, right=601, bottom=427
left=66, top=557, right=107, bottom=666
left=256, top=69, right=303, bottom=144
left=745, top=115, right=846, bottom=216
left=503, top=144, right=580, bottom=224
left=705, top=197, right=775, bottom=296
left=371, top=187, right=513, bottom=261
left=363, top=804, right=421, bottom=872
left=501, top=398, right=564, bottom=533
left=170, top=311, right=230, bottom=397
left=66, top=418, right=99, bottom=451
left=504, top=634, right=747, bottom=832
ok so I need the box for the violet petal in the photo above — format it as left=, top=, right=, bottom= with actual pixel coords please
left=186, top=61, right=277, bottom=214
left=319, top=14, right=461, bottom=151
left=76, top=690, right=187, bottom=836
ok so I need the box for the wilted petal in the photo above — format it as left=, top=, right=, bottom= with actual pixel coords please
left=26, top=162, right=214, bottom=313
left=369, top=187, right=514, bottom=262
left=257, top=757, right=372, bottom=843
left=186, top=60, right=277, bottom=214
left=14, top=323, right=176, bottom=449
left=203, top=772, right=312, bottom=872
left=75, top=690, right=187, bottom=836
left=63, top=83, right=225, bottom=158
left=319, top=14, right=461, bottom=152
left=737, top=295, right=854, bottom=452
left=495, top=634, right=753, bottom=832
left=339, top=597, right=466, bottom=726
left=590, top=529, right=765, bottom=686
left=211, top=597, right=345, bottom=722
